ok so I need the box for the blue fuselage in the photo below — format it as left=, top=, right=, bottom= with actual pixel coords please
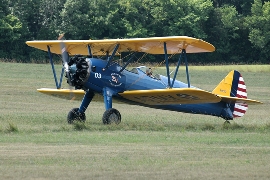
left=82, top=58, right=231, bottom=120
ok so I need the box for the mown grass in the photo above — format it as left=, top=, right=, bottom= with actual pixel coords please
left=147, top=63, right=270, bottom=73
left=186, top=64, right=270, bottom=73
left=0, top=62, right=270, bottom=179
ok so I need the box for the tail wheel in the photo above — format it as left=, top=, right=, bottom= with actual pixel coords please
left=102, top=108, right=121, bottom=125
left=67, top=108, right=86, bottom=124
left=224, top=120, right=231, bottom=124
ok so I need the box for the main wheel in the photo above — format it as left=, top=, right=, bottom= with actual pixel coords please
left=67, top=108, right=86, bottom=124
left=102, top=108, right=121, bottom=125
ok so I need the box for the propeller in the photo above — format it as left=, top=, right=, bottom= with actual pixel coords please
left=58, top=34, right=69, bottom=73
left=58, top=34, right=75, bottom=100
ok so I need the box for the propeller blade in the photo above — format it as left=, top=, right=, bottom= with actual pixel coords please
left=58, top=34, right=69, bottom=72
left=58, top=34, right=74, bottom=99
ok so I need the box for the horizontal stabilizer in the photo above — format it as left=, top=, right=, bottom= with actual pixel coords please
left=217, top=95, right=262, bottom=104
left=119, top=88, right=221, bottom=105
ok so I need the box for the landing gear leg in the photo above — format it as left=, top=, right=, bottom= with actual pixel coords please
left=102, top=87, right=121, bottom=125
left=67, top=90, right=95, bottom=124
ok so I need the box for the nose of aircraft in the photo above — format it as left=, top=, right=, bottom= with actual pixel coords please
left=67, top=55, right=91, bottom=89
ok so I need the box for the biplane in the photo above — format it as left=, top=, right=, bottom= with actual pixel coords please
left=26, top=36, right=262, bottom=124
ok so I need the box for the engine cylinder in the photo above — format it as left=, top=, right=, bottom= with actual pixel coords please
left=67, top=55, right=90, bottom=89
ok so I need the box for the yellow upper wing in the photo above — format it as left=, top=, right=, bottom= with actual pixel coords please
left=26, top=36, right=215, bottom=55
left=119, top=88, right=221, bottom=105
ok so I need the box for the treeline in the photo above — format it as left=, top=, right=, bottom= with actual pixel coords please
left=0, top=0, right=269, bottom=64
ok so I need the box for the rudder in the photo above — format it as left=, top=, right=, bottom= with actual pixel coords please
left=212, top=70, right=248, bottom=118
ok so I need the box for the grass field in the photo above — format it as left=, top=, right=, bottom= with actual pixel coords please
left=0, top=62, right=270, bottom=179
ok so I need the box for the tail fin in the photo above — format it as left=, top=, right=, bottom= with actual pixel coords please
left=212, top=70, right=248, bottom=118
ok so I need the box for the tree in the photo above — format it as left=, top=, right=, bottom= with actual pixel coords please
left=10, top=0, right=66, bottom=40
left=246, top=0, right=270, bottom=48
left=0, top=0, right=10, bottom=16
left=0, top=15, right=22, bottom=42
left=118, top=0, right=153, bottom=38
left=147, top=0, right=213, bottom=39
left=60, top=0, right=129, bottom=39
left=245, top=0, right=270, bottom=62
left=0, top=0, right=23, bottom=60
left=0, top=0, right=268, bottom=63
left=6, top=0, right=67, bottom=61
left=212, top=0, right=254, bottom=15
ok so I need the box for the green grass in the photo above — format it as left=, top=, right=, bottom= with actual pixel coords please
left=0, top=62, right=270, bottom=179
left=147, top=64, right=270, bottom=72
left=188, top=64, right=270, bottom=72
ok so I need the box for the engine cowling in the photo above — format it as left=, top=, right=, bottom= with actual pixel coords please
left=67, top=55, right=90, bottom=90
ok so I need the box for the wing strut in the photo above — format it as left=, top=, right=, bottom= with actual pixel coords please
left=183, top=49, right=191, bottom=88
left=164, top=42, right=171, bottom=88
left=164, top=47, right=190, bottom=88
left=104, top=44, right=120, bottom=70
left=119, top=53, right=136, bottom=73
left=172, top=50, right=183, bottom=87
left=47, top=45, right=64, bottom=89
left=87, top=44, right=92, bottom=57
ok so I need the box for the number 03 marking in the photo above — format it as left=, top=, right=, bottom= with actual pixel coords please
left=95, top=73, right=101, bottom=78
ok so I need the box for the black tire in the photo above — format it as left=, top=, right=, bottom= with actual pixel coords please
left=102, top=108, right=121, bottom=125
left=67, top=108, right=86, bottom=124
left=224, top=120, right=231, bottom=124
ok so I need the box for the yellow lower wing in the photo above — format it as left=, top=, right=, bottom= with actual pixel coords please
left=37, top=88, right=85, bottom=100
left=119, top=88, right=221, bottom=105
